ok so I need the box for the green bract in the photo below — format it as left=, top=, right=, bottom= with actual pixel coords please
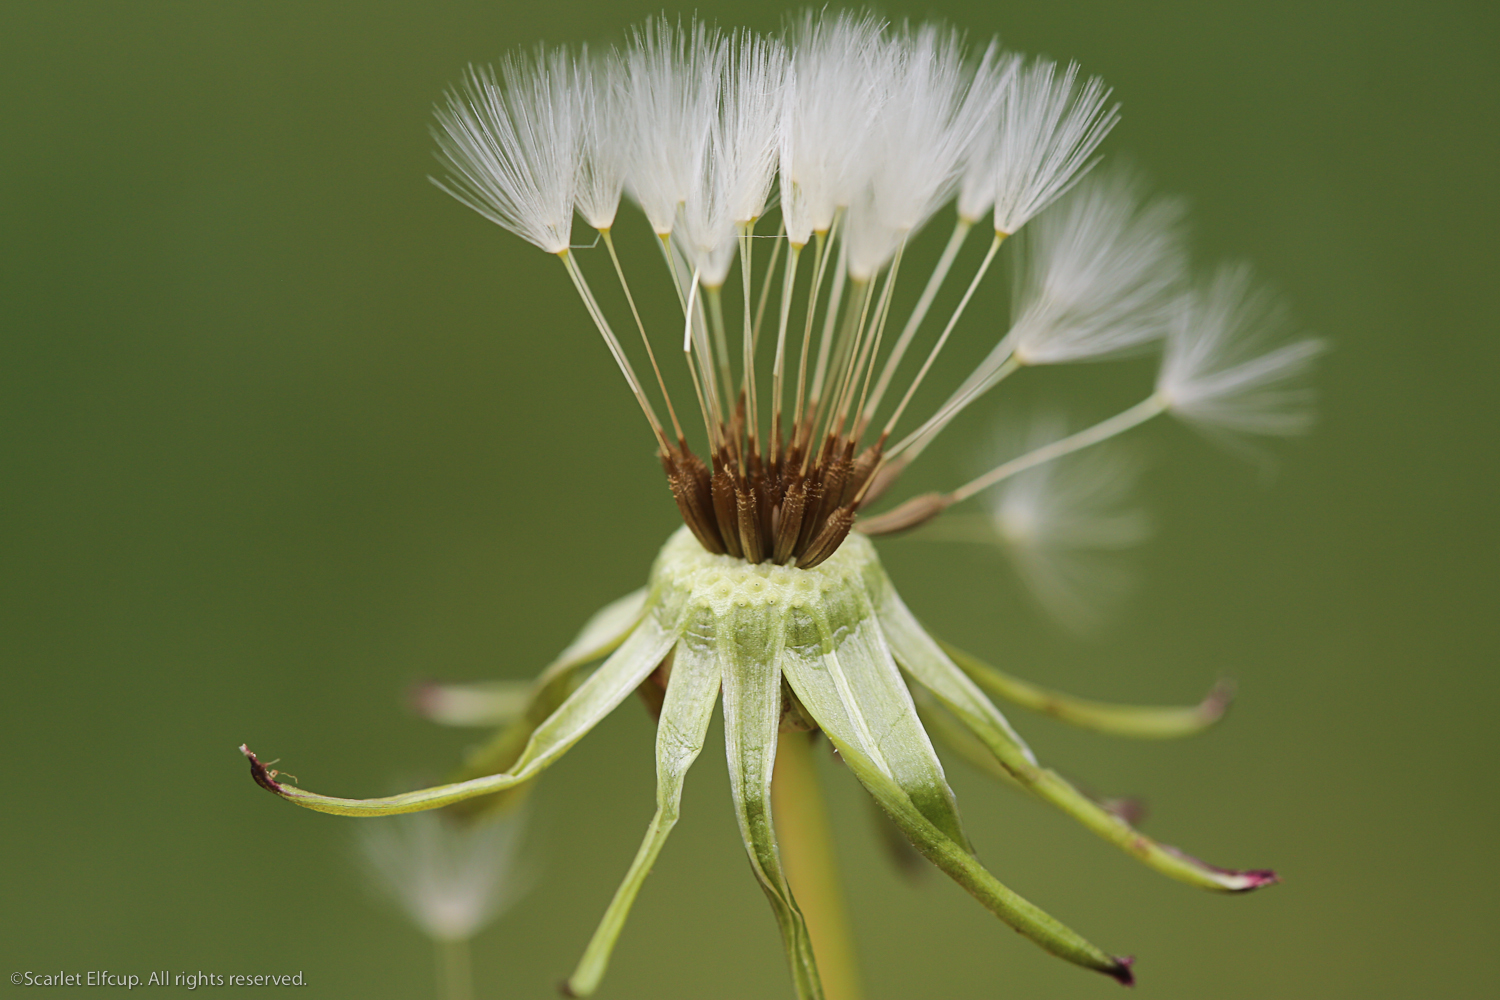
left=244, top=528, right=1273, bottom=996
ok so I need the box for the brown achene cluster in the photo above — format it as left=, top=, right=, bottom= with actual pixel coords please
left=659, top=390, right=893, bottom=570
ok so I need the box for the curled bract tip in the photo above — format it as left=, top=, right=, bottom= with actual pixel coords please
left=1158, top=843, right=1279, bottom=892
left=1100, top=795, right=1148, bottom=826
left=1206, top=862, right=1279, bottom=893
left=1234, top=869, right=1280, bottom=891
left=1109, top=956, right=1136, bottom=987
left=239, top=744, right=286, bottom=797
left=1199, top=678, right=1237, bottom=721
left=408, top=681, right=440, bottom=716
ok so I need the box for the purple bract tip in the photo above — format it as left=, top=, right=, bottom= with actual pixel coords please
left=239, top=744, right=285, bottom=796
left=1237, top=869, right=1280, bottom=890
left=1108, top=956, right=1135, bottom=987
left=408, top=681, right=441, bottom=717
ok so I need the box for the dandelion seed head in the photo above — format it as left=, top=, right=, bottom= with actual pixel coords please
left=259, top=15, right=1308, bottom=993
left=989, top=421, right=1151, bottom=631
left=678, top=32, right=787, bottom=286
left=992, top=60, right=1119, bottom=237
left=359, top=809, right=530, bottom=943
left=1157, top=264, right=1325, bottom=437
left=779, top=10, right=889, bottom=245
left=420, top=9, right=1311, bottom=574
left=432, top=47, right=579, bottom=255
left=575, top=48, right=630, bottom=232
left=956, top=52, right=1022, bottom=224
left=622, top=17, right=725, bottom=236
left=1008, top=168, right=1188, bottom=365
left=867, top=25, right=999, bottom=237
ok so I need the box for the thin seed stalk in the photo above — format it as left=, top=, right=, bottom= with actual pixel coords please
left=682, top=274, right=725, bottom=451
left=851, top=241, right=907, bottom=430
left=950, top=394, right=1168, bottom=503
left=557, top=250, right=668, bottom=451
left=864, top=216, right=973, bottom=423
left=603, top=229, right=684, bottom=442
left=793, top=229, right=830, bottom=435
left=739, top=223, right=760, bottom=439
left=863, top=395, right=1170, bottom=535
left=657, top=232, right=689, bottom=312
left=808, top=226, right=849, bottom=417
left=823, top=278, right=877, bottom=441
left=812, top=278, right=866, bottom=441
left=706, top=284, right=735, bottom=402
left=753, top=222, right=787, bottom=349
left=773, top=242, right=804, bottom=448
left=881, top=232, right=1005, bottom=439
left=889, top=355, right=1022, bottom=460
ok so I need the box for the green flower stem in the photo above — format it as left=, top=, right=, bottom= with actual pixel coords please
left=772, top=733, right=864, bottom=1000
left=437, top=938, right=472, bottom=1000
left=939, top=641, right=1234, bottom=739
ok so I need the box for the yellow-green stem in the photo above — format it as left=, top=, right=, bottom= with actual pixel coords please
left=437, top=938, right=473, bottom=1000
left=772, top=733, right=863, bottom=1000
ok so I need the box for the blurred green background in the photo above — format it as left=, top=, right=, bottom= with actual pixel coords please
left=3, top=1, right=1496, bottom=997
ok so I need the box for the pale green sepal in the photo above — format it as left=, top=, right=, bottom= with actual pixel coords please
left=866, top=795, right=928, bottom=878
left=941, top=640, right=1233, bottom=739
left=914, top=688, right=1146, bottom=824
left=414, top=680, right=532, bottom=727
left=879, top=592, right=1275, bottom=893
left=448, top=588, right=648, bottom=789
left=548, top=588, right=652, bottom=675
left=780, top=589, right=970, bottom=852
left=820, top=726, right=1132, bottom=984
left=911, top=686, right=1026, bottom=792
left=721, top=601, right=824, bottom=1000
left=246, top=615, right=676, bottom=817
left=872, top=585, right=1039, bottom=766
left=565, top=625, right=720, bottom=997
